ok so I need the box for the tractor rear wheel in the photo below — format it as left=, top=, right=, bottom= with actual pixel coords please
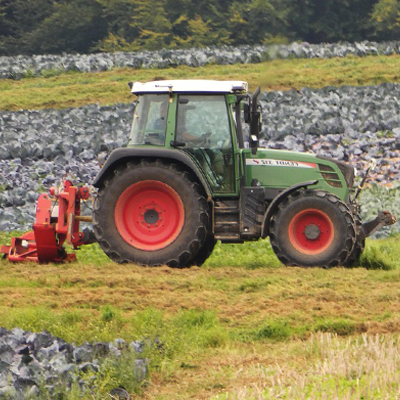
left=93, top=159, right=209, bottom=267
left=269, top=190, right=356, bottom=268
left=187, top=236, right=216, bottom=267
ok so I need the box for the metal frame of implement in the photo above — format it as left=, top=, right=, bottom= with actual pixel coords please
left=1, top=181, right=92, bottom=263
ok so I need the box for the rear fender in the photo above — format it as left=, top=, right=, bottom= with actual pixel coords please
left=92, top=148, right=212, bottom=198
left=261, top=180, right=318, bottom=238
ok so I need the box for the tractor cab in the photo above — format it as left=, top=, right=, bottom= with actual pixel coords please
left=127, top=80, right=260, bottom=193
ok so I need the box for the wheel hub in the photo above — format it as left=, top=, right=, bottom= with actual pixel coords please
left=304, top=224, right=321, bottom=240
left=143, top=207, right=161, bottom=225
left=288, top=208, right=334, bottom=255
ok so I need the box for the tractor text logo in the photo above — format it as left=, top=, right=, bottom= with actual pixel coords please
left=247, top=159, right=317, bottom=168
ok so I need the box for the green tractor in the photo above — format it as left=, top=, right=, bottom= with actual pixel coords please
left=91, top=80, right=395, bottom=268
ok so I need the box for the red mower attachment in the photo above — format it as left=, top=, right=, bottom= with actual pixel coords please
left=1, top=180, right=93, bottom=263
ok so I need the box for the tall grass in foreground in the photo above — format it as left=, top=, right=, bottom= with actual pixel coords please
left=212, top=332, right=400, bottom=400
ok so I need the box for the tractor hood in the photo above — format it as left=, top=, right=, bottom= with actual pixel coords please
left=246, top=148, right=355, bottom=201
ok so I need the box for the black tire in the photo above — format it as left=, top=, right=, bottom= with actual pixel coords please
left=187, top=235, right=216, bottom=267
left=343, top=214, right=365, bottom=267
left=269, top=189, right=356, bottom=268
left=92, top=159, right=209, bottom=267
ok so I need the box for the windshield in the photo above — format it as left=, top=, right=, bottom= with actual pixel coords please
left=129, top=94, right=169, bottom=145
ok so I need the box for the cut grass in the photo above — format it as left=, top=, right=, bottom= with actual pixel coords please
left=0, top=232, right=400, bottom=399
left=2, top=54, right=400, bottom=110
left=211, top=333, right=400, bottom=400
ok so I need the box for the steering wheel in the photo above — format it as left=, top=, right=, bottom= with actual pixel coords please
left=185, top=131, right=212, bottom=147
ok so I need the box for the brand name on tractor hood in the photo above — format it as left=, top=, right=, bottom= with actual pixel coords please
left=247, top=159, right=317, bottom=168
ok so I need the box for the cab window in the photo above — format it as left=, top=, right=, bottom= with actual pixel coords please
left=129, top=94, right=169, bottom=145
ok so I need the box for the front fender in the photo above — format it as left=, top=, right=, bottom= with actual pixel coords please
left=261, top=180, right=318, bottom=238
left=92, top=147, right=212, bottom=197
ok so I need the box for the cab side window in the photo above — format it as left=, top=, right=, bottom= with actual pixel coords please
left=130, top=94, right=169, bottom=146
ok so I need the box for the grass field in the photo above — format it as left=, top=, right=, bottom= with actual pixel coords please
left=1, top=53, right=400, bottom=399
left=0, top=232, right=400, bottom=399
left=2, top=54, right=400, bottom=111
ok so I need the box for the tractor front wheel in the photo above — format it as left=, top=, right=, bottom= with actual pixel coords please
left=93, top=159, right=209, bottom=267
left=343, top=214, right=365, bottom=267
left=269, top=190, right=356, bottom=268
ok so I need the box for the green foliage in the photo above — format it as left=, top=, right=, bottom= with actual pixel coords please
left=359, top=242, right=398, bottom=270
left=371, top=0, right=400, bottom=39
left=79, top=352, right=143, bottom=398
left=28, top=0, right=107, bottom=54
left=205, top=239, right=282, bottom=269
left=101, top=304, right=122, bottom=323
left=287, top=0, right=378, bottom=43
left=0, top=0, right=107, bottom=55
left=0, top=0, right=396, bottom=55
left=314, top=318, right=359, bottom=336
left=129, top=0, right=173, bottom=50
left=252, top=319, right=294, bottom=341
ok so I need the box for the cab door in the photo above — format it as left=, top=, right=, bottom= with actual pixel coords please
left=175, top=94, right=236, bottom=194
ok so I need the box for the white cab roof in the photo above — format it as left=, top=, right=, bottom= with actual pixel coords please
left=130, top=80, right=248, bottom=95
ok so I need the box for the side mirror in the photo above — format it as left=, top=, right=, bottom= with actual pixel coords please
left=243, top=103, right=250, bottom=123
left=250, top=87, right=261, bottom=154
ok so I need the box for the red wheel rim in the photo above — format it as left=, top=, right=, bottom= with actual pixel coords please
left=115, top=181, right=185, bottom=251
left=288, top=209, right=334, bottom=255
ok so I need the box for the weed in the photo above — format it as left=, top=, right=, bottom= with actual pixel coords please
left=237, top=278, right=273, bottom=292
left=206, top=239, right=282, bottom=269
left=376, top=130, right=395, bottom=138
left=252, top=320, right=294, bottom=341
left=359, top=245, right=396, bottom=270
left=314, top=318, right=359, bottom=336
left=101, top=304, right=120, bottom=323
left=174, top=308, right=218, bottom=329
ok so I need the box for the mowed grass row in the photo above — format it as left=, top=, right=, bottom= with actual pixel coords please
left=2, top=54, right=400, bottom=110
left=1, top=231, right=400, bottom=399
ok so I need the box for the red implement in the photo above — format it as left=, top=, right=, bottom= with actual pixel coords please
left=1, top=181, right=92, bottom=263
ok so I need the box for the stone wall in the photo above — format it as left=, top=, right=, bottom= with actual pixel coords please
left=0, top=84, right=399, bottom=233
left=1, top=41, right=400, bottom=79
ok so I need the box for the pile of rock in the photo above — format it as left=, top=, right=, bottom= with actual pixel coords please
left=258, top=83, right=400, bottom=185
left=263, top=40, right=400, bottom=61
left=0, top=327, right=146, bottom=399
left=0, top=45, right=267, bottom=79
left=1, top=41, right=400, bottom=79
left=0, top=83, right=399, bottom=233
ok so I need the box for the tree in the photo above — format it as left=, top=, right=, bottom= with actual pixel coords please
left=227, top=0, right=292, bottom=45
left=288, top=0, right=380, bottom=43
left=186, top=15, right=220, bottom=47
left=0, top=0, right=55, bottom=55
left=129, top=0, right=173, bottom=50
left=94, top=0, right=140, bottom=50
left=370, top=0, right=400, bottom=39
left=26, top=0, right=107, bottom=54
